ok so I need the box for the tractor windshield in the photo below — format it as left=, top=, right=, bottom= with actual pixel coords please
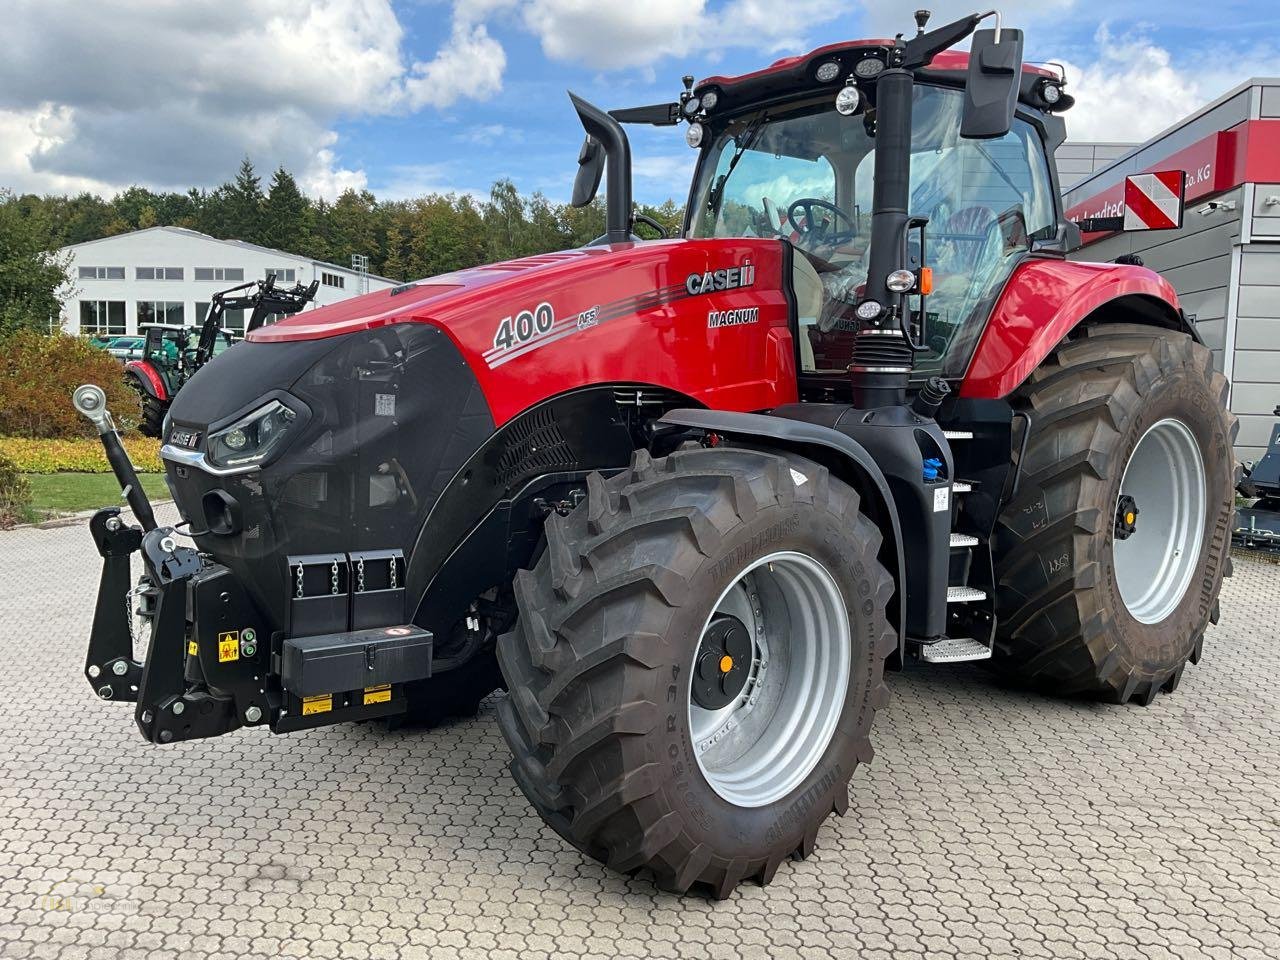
left=688, top=84, right=1057, bottom=378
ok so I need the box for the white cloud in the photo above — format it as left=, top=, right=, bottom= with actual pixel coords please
left=854, top=1, right=1076, bottom=37
left=0, top=0, right=509, bottom=199
left=373, top=163, right=489, bottom=202
left=520, top=0, right=842, bottom=72
left=633, top=154, right=696, bottom=184
left=405, top=21, right=507, bottom=110
left=1059, top=27, right=1277, bottom=143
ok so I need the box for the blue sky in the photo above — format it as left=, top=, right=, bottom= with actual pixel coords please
left=2, top=1, right=1276, bottom=206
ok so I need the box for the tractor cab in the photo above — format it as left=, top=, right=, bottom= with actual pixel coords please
left=686, top=77, right=1060, bottom=382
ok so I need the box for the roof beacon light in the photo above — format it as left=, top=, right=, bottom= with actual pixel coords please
left=835, top=82, right=862, bottom=116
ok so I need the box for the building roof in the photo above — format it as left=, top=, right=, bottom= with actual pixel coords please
left=58, top=225, right=396, bottom=284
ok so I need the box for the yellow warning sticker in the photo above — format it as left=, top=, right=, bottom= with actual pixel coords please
left=217, top=631, right=240, bottom=663
left=302, top=694, right=332, bottom=715
left=187, top=640, right=198, bottom=656
left=363, top=684, right=391, bottom=706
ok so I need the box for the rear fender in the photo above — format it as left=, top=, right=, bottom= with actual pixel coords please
left=960, top=259, right=1190, bottom=399
left=657, top=408, right=906, bottom=665
left=125, top=360, right=167, bottom=401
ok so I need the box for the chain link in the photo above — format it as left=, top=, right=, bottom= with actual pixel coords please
left=295, top=562, right=304, bottom=599
left=330, top=560, right=340, bottom=595
left=356, top=557, right=365, bottom=593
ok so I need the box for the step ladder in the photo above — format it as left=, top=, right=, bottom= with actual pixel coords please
left=916, top=430, right=997, bottom=663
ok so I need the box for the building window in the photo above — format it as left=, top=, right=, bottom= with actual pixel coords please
left=197, top=302, right=246, bottom=331
left=321, top=271, right=345, bottom=289
left=78, top=266, right=125, bottom=280
left=79, top=300, right=126, bottom=335
left=194, top=267, right=245, bottom=282
left=135, top=266, right=184, bottom=280
left=137, top=301, right=185, bottom=326
left=265, top=268, right=296, bottom=283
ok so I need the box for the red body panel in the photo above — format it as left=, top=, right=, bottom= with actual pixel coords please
left=125, top=360, right=167, bottom=401
left=699, top=42, right=1056, bottom=88
left=250, top=239, right=798, bottom=426
left=960, top=259, right=1180, bottom=399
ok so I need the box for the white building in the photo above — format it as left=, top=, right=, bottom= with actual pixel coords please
left=57, top=226, right=396, bottom=337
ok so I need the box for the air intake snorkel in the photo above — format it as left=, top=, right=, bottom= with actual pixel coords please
left=568, top=92, right=635, bottom=244
left=849, top=9, right=1023, bottom=410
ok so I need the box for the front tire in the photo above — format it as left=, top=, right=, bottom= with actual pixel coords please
left=992, top=324, right=1236, bottom=703
left=126, top=371, right=168, bottom=438
left=496, top=445, right=895, bottom=897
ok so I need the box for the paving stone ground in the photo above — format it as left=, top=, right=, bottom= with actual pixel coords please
left=1, top=506, right=1278, bottom=960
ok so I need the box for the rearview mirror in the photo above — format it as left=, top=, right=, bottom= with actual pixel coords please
left=960, top=28, right=1024, bottom=139
left=571, top=136, right=605, bottom=208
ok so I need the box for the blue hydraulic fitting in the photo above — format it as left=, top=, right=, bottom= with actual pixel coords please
left=922, top=457, right=942, bottom=482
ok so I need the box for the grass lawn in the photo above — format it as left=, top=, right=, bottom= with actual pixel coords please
left=26, top=472, right=170, bottom=516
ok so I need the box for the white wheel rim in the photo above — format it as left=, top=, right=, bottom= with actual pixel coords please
left=1112, top=418, right=1207, bottom=624
left=688, top=551, right=850, bottom=808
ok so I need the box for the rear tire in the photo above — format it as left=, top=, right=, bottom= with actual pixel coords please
left=496, top=445, right=895, bottom=897
left=992, top=324, right=1236, bottom=703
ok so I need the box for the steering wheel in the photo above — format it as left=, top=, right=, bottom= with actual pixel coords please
left=787, top=198, right=857, bottom=243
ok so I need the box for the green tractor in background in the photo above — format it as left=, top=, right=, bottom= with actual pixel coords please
left=125, top=276, right=318, bottom=437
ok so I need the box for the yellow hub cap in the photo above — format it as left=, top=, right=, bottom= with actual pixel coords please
left=719, top=655, right=734, bottom=674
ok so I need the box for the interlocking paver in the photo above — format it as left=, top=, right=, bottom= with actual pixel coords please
left=2, top=508, right=1278, bottom=959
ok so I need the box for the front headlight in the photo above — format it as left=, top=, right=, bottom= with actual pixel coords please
left=207, top=400, right=299, bottom=469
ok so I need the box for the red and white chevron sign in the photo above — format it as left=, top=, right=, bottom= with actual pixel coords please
left=1123, top=170, right=1187, bottom=231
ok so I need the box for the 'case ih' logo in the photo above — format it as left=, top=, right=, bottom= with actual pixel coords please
left=685, top=262, right=756, bottom=296
left=169, top=428, right=200, bottom=448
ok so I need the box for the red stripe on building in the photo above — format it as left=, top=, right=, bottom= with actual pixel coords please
left=1065, top=119, right=1280, bottom=244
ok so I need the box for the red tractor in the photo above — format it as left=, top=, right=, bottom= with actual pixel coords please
left=75, top=10, right=1235, bottom=899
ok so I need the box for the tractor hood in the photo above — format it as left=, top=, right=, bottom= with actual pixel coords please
left=246, top=237, right=795, bottom=425
left=164, top=237, right=797, bottom=635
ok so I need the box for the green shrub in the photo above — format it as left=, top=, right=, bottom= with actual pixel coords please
left=0, top=451, right=33, bottom=527
left=0, top=436, right=162, bottom=473
left=0, top=330, right=141, bottom=438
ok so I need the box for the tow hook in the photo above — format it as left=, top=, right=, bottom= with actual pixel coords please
left=1115, top=495, right=1140, bottom=540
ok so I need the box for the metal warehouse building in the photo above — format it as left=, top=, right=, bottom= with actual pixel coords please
left=58, top=226, right=396, bottom=339
left=1063, top=78, right=1280, bottom=464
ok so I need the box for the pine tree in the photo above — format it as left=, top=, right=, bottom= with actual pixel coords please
left=262, top=167, right=311, bottom=254
left=223, top=157, right=266, bottom=243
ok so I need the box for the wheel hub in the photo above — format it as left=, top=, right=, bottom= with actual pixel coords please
left=692, top=615, right=752, bottom=710
left=688, top=551, right=851, bottom=808
left=1114, top=494, right=1140, bottom=540
left=1112, top=418, right=1207, bottom=624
